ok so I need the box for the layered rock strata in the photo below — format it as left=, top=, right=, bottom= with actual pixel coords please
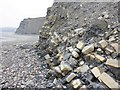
left=35, top=1, right=120, bottom=89
left=16, top=17, right=45, bottom=34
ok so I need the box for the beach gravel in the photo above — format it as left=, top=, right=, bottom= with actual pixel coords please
left=0, top=37, right=53, bottom=88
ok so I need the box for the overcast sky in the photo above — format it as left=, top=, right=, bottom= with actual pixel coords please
left=0, top=0, right=54, bottom=28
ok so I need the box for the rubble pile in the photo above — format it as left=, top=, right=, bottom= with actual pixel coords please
left=42, top=27, right=120, bottom=89
left=34, top=2, right=120, bottom=89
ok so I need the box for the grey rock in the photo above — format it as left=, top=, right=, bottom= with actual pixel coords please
left=79, top=61, right=85, bottom=66
left=63, top=53, right=71, bottom=61
left=53, top=78, right=63, bottom=88
left=66, top=73, right=77, bottom=82
left=12, top=1, right=119, bottom=89
left=72, top=50, right=79, bottom=58
left=98, top=40, right=108, bottom=49
left=82, top=44, right=94, bottom=54
left=79, top=65, right=90, bottom=73
left=16, top=17, right=45, bottom=34
left=19, top=44, right=32, bottom=49
left=67, top=56, right=77, bottom=67
left=44, top=54, right=51, bottom=60
left=91, top=19, right=108, bottom=32
left=76, top=41, right=85, bottom=50
left=52, top=66, right=62, bottom=74
left=71, top=79, right=82, bottom=88
left=60, top=61, right=72, bottom=74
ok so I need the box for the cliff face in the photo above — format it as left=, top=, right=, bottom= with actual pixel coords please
left=39, top=2, right=118, bottom=40
left=15, top=17, right=45, bottom=34
left=38, top=2, right=118, bottom=52
left=36, top=1, right=119, bottom=89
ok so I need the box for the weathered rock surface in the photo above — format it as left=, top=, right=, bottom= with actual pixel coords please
left=91, top=67, right=101, bottom=78
left=71, top=79, right=82, bottom=88
left=36, top=1, right=120, bottom=89
left=66, top=73, right=77, bottom=82
left=98, top=40, right=108, bottom=49
left=99, top=72, right=120, bottom=89
left=16, top=17, right=45, bottom=34
left=76, top=41, right=85, bottom=50
left=105, top=58, right=120, bottom=68
left=82, top=44, right=94, bottom=54
left=72, top=50, right=79, bottom=58
left=60, top=61, right=72, bottom=74
left=1, top=0, right=120, bottom=89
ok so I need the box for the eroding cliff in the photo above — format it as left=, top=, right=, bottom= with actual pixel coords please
left=35, top=1, right=119, bottom=89
left=16, top=17, right=45, bottom=34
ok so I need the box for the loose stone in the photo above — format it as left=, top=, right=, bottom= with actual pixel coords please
left=74, top=67, right=82, bottom=73
left=105, top=58, right=120, bottom=68
left=80, top=85, right=87, bottom=90
left=99, top=72, right=120, bottom=89
left=72, top=50, right=79, bottom=58
left=105, top=47, right=114, bottom=53
left=66, top=73, right=77, bottom=82
left=94, top=53, right=106, bottom=62
left=74, top=65, right=89, bottom=73
left=53, top=66, right=62, bottom=74
left=80, top=65, right=90, bottom=73
left=98, top=40, right=108, bottom=48
left=86, top=54, right=95, bottom=60
left=68, top=46, right=74, bottom=52
left=91, top=67, right=101, bottom=78
left=109, top=36, right=116, bottom=42
left=60, top=61, right=72, bottom=73
left=82, top=44, right=94, bottom=54
left=111, top=43, right=119, bottom=53
left=96, top=48, right=103, bottom=54
left=44, top=54, right=51, bottom=60
left=76, top=41, right=85, bottom=50
left=79, top=61, right=85, bottom=66
left=71, top=79, right=82, bottom=88
left=67, top=56, right=77, bottom=67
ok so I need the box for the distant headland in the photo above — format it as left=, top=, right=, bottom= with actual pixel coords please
left=15, top=17, right=45, bottom=34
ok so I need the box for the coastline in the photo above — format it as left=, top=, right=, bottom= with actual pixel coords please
left=0, top=34, right=52, bottom=88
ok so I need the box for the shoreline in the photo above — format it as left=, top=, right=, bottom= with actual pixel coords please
left=0, top=33, right=39, bottom=45
left=0, top=35, right=52, bottom=88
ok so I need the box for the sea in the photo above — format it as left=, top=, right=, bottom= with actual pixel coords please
left=0, top=28, right=38, bottom=43
left=0, top=28, right=16, bottom=42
